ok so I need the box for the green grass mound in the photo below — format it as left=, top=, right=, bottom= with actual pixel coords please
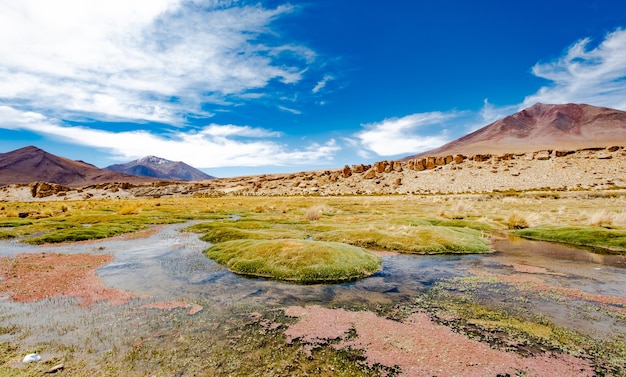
left=205, top=239, right=382, bottom=283
left=23, top=222, right=142, bottom=244
left=512, top=226, right=626, bottom=253
left=187, top=220, right=308, bottom=243
left=316, top=225, right=491, bottom=254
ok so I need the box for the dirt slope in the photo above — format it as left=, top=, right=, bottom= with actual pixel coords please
left=406, top=103, right=626, bottom=158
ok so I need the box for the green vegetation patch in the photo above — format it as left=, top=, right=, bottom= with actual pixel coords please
left=205, top=239, right=381, bottom=283
left=23, top=222, right=142, bottom=244
left=512, top=226, right=626, bottom=253
left=317, top=225, right=491, bottom=254
left=422, top=219, right=496, bottom=231
left=187, top=220, right=308, bottom=243
left=0, top=220, right=33, bottom=227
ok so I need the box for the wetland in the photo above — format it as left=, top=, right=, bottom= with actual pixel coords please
left=1, top=193, right=625, bottom=376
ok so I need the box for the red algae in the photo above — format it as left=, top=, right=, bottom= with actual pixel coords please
left=284, top=305, right=594, bottom=377
left=0, top=252, right=137, bottom=306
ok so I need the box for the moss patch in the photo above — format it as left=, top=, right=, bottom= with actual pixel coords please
left=205, top=239, right=381, bottom=283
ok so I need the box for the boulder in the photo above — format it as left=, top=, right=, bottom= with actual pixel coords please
left=374, top=161, right=387, bottom=173
left=342, top=165, right=352, bottom=178
left=534, top=150, right=551, bottom=160
left=392, top=161, right=403, bottom=172
left=472, top=154, right=491, bottom=162
left=414, top=158, right=426, bottom=171
left=352, top=164, right=365, bottom=173
left=555, top=150, right=575, bottom=157
left=426, top=157, right=436, bottom=169
left=453, top=154, right=465, bottom=164
left=363, top=169, right=377, bottom=179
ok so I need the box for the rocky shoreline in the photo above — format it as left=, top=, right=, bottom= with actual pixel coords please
left=1, top=146, right=624, bottom=201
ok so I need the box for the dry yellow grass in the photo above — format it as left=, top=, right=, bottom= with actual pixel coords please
left=118, top=203, right=141, bottom=215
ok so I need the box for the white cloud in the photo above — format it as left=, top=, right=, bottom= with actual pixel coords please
left=0, top=106, right=340, bottom=167
left=523, top=28, right=626, bottom=110
left=0, top=0, right=314, bottom=123
left=277, top=105, right=302, bottom=115
left=355, top=112, right=457, bottom=156
left=312, top=75, right=334, bottom=93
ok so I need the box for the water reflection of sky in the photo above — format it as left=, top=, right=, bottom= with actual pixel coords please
left=2, top=222, right=626, bottom=344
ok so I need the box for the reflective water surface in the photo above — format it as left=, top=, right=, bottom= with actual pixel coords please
left=1, top=223, right=625, bottom=359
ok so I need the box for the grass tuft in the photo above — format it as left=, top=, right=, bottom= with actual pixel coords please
left=506, top=212, right=529, bottom=229
left=118, top=203, right=141, bottom=215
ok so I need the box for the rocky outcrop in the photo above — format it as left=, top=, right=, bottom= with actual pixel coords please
left=1, top=146, right=624, bottom=201
left=29, top=182, right=70, bottom=198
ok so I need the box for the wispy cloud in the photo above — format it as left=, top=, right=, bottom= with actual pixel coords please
left=277, top=105, right=302, bottom=115
left=0, top=0, right=314, bottom=124
left=312, top=75, right=334, bottom=94
left=523, top=28, right=626, bottom=110
left=354, top=112, right=457, bottom=156
left=0, top=106, right=340, bottom=167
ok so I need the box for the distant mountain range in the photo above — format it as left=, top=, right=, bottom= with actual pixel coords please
left=105, top=156, right=214, bottom=181
left=0, top=146, right=158, bottom=186
left=406, top=103, right=626, bottom=158
left=1, top=103, right=624, bottom=187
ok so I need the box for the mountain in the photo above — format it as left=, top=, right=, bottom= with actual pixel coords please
left=0, top=146, right=161, bottom=186
left=105, top=156, right=214, bottom=181
left=406, top=103, right=626, bottom=158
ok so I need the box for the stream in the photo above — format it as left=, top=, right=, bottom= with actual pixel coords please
left=1, top=222, right=625, bottom=367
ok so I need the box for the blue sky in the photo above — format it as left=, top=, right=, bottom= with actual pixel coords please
left=1, top=0, right=626, bottom=177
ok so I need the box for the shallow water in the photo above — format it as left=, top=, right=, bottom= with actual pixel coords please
left=1, top=223, right=625, bottom=360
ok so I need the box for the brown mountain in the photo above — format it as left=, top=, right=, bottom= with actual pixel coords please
left=0, top=146, right=160, bottom=186
left=407, top=103, right=626, bottom=158
left=105, top=156, right=215, bottom=181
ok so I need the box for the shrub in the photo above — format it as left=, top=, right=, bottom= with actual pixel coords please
left=588, top=210, right=613, bottom=227
left=118, top=204, right=141, bottom=215
left=304, top=205, right=332, bottom=221
left=304, top=206, right=322, bottom=221
left=506, top=212, right=529, bottom=229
